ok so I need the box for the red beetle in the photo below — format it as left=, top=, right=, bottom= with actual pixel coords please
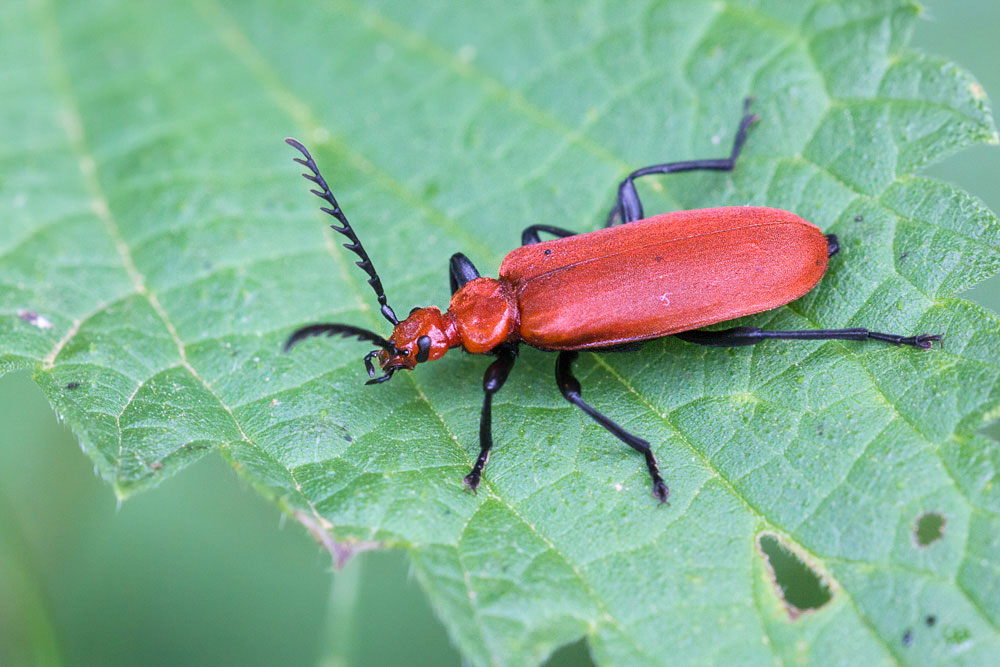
left=285, top=102, right=940, bottom=503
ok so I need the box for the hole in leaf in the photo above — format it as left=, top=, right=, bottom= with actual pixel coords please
left=543, top=638, right=593, bottom=667
left=757, top=533, right=832, bottom=618
left=914, top=512, right=945, bottom=547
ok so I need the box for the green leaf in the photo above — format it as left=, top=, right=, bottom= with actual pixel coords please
left=2, top=0, right=999, bottom=663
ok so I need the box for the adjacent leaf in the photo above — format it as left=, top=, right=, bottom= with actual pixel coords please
left=2, top=0, right=999, bottom=664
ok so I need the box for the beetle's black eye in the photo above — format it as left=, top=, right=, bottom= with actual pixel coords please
left=415, top=335, right=431, bottom=363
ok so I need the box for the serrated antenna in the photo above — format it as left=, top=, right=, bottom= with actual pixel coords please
left=282, top=323, right=400, bottom=354
left=286, top=138, right=399, bottom=325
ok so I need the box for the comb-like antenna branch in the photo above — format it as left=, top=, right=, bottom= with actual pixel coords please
left=284, top=323, right=400, bottom=354
left=286, top=138, right=399, bottom=325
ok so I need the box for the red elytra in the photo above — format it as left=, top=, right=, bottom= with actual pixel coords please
left=504, top=206, right=828, bottom=349
left=283, top=102, right=940, bottom=504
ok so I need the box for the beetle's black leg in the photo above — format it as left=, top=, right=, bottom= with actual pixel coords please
left=449, top=252, right=481, bottom=294
left=676, top=326, right=942, bottom=349
left=464, top=344, right=518, bottom=493
left=608, top=98, right=758, bottom=226
left=826, top=234, right=840, bottom=257
left=521, top=224, right=578, bottom=246
left=555, top=351, right=669, bottom=503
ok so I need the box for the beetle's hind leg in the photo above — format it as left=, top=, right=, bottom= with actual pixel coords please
left=464, top=345, right=518, bottom=493
left=608, top=98, right=758, bottom=226
left=555, top=351, right=669, bottom=503
left=676, top=326, right=942, bottom=349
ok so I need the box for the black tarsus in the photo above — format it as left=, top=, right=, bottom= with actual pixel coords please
left=676, top=326, right=942, bottom=350
left=449, top=252, right=481, bottom=294
left=363, top=349, right=381, bottom=378
left=366, top=365, right=403, bottom=385
left=286, top=138, right=399, bottom=325
left=608, top=98, right=758, bottom=226
left=464, top=345, right=518, bottom=493
left=555, top=351, right=669, bottom=503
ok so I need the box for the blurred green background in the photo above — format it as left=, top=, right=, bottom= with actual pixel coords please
left=1, top=2, right=997, bottom=665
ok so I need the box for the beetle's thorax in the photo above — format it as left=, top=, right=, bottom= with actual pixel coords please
left=447, top=276, right=520, bottom=354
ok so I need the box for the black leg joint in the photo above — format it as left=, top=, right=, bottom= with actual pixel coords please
left=555, top=351, right=582, bottom=400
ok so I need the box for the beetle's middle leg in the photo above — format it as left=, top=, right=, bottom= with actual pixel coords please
left=608, top=98, right=758, bottom=226
left=464, top=344, right=518, bottom=493
left=555, top=351, right=669, bottom=503
left=520, top=224, right=578, bottom=246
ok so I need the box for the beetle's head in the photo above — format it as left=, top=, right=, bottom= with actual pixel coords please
left=377, top=307, right=456, bottom=374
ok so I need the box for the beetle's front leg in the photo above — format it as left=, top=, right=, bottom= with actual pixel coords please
left=464, top=344, right=518, bottom=492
